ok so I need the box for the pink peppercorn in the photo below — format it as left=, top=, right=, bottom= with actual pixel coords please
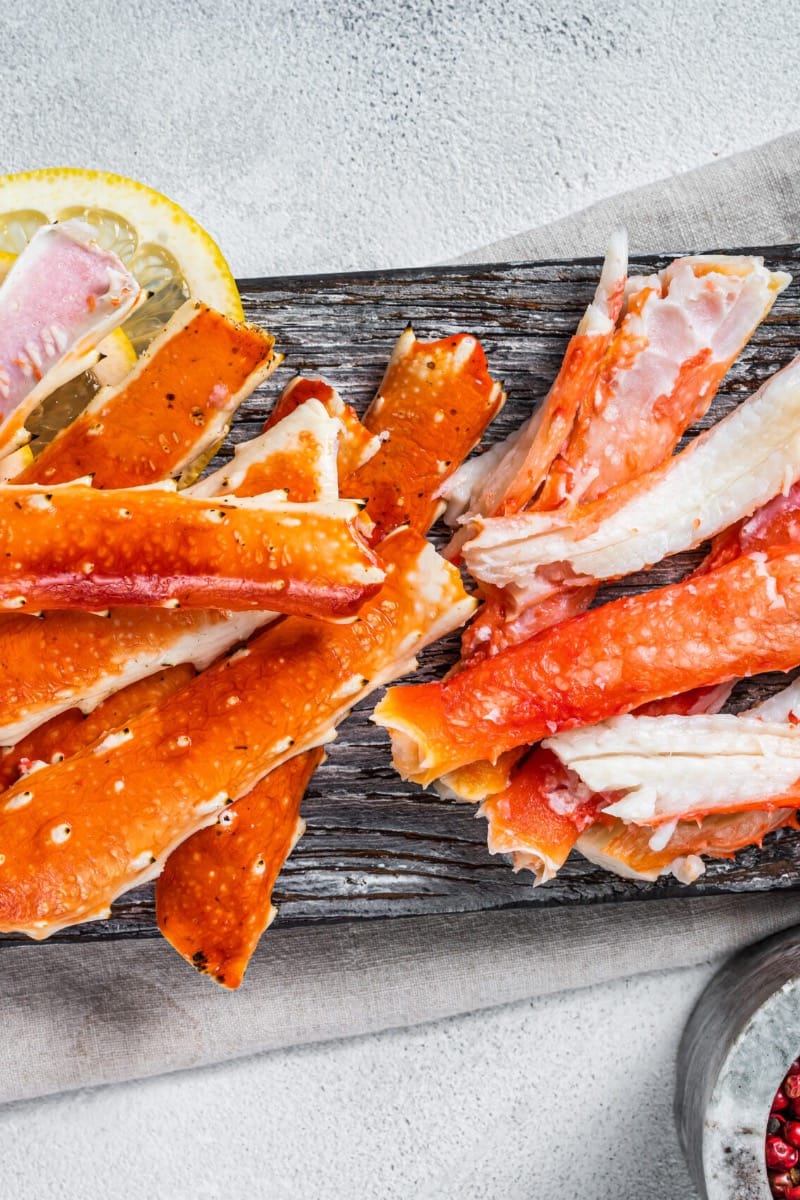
left=767, top=1138, right=800, bottom=1171
left=774, top=1088, right=791, bottom=1112
left=785, top=1075, right=800, bottom=1100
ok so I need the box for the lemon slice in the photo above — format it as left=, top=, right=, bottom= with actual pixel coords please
left=0, top=168, right=242, bottom=451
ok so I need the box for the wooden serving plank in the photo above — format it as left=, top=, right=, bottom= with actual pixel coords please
left=10, top=247, right=800, bottom=942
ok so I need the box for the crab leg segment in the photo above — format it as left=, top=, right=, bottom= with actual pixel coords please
left=156, top=748, right=325, bottom=988
left=14, top=301, right=278, bottom=488
left=575, top=809, right=797, bottom=884
left=343, top=328, right=505, bottom=542
left=456, top=253, right=789, bottom=665
left=0, top=480, right=383, bottom=616
left=464, top=351, right=800, bottom=596
left=546, top=713, right=800, bottom=827
left=441, top=229, right=628, bottom=534
left=0, top=529, right=472, bottom=937
left=156, top=343, right=502, bottom=983
left=0, top=665, right=196, bottom=792
left=266, top=375, right=382, bottom=479
left=374, top=545, right=800, bottom=785
left=0, top=220, right=142, bottom=455
left=0, top=401, right=348, bottom=742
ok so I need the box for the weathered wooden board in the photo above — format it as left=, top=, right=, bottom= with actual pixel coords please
left=14, top=247, right=800, bottom=942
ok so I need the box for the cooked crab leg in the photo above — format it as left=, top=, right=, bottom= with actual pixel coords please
left=547, top=711, right=800, bottom=826
left=265, top=375, right=381, bottom=478
left=13, top=301, right=279, bottom=487
left=374, top=544, right=800, bottom=785
left=343, top=327, right=505, bottom=542
left=0, top=220, right=142, bottom=456
left=0, top=478, right=382, bottom=615
left=572, top=680, right=800, bottom=881
left=0, top=528, right=472, bottom=937
left=464, top=351, right=800, bottom=598
left=0, top=665, right=197, bottom=791
left=456, top=253, right=789, bottom=665
left=156, top=749, right=325, bottom=987
left=156, top=337, right=502, bottom=983
left=441, top=230, right=627, bottom=536
left=477, top=679, right=735, bottom=882
left=0, top=399, right=351, bottom=743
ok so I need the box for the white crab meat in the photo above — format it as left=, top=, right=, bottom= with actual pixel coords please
left=465, top=351, right=800, bottom=597
left=545, top=713, right=800, bottom=826
left=0, top=220, right=141, bottom=454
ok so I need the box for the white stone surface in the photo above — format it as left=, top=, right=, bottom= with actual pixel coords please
left=1, top=0, right=797, bottom=1196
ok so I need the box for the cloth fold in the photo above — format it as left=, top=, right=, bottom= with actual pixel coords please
left=3, top=129, right=800, bottom=1105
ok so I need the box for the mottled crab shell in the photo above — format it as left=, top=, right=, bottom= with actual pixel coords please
left=156, top=748, right=325, bottom=989
left=13, top=300, right=279, bottom=488
left=442, top=228, right=628, bottom=539
left=156, top=337, right=505, bottom=984
left=343, top=327, right=505, bottom=543
left=0, top=479, right=383, bottom=615
left=374, top=545, right=800, bottom=785
left=0, top=399, right=349, bottom=743
left=266, top=375, right=382, bottom=479
left=0, top=220, right=142, bottom=456
left=0, top=527, right=473, bottom=937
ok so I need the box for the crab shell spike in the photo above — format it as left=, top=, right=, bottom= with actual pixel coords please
left=0, top=528, right=473, bottom=937
left=0, top=481, right=384, bottom=616
left=373, top=544, right=800, bottom=786
left=0, top=400, right=350, bottom=743
left=342, top=328, right=505, bottom=543
left=267, top=376, right=383, bottom=480
left=14, top=300, right=279, bottom=489
left=0, top=220, right=143, bottom=458
left=156, top=748, right=325, bottom=989
left=188, top=397, right=342, bottom=505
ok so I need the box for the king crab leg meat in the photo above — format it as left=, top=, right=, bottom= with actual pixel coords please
left=0, top=220, right=142, bottom=456
left=156, top=332, right=503, bottom=983
left=464, top=352, right=800, bottom=599
left=0, top=527, right=473, bottom=937
left=374, top=545, right=800, bottom=785
left=454, top=252, right=790, bottom=666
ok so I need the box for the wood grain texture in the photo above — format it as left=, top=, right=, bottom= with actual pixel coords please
left=8, top=247, right=800, bottom=942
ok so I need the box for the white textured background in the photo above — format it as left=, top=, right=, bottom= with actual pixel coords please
left=1, top=0, right=798, bottom=1196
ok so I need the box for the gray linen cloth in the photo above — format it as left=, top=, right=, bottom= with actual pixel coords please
left=3, top=130, right=800, bottom=1104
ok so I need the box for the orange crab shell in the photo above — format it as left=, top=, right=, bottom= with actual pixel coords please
left=0, top=665, right=197, bottom=791
left=14, top=302, right=279, bottom=488
left=0, top=527, right=472, bottom=937
left=156, top=748, right=325, bottom=989
left=375, top=544, right=800, bottom=785
left=344, top=328, right=505, bottom=542
left=267, top=376, right=382, bottom=480
left=156, top=339, right=503, bottom=983
left=0, top=481, right=384, bottom=616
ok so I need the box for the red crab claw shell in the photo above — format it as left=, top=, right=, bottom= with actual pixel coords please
left=0, top=220, right=143, bottom=457
left=266, top=375, right=382, bottom=479
left=0, top=528, right=473, bottom=937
